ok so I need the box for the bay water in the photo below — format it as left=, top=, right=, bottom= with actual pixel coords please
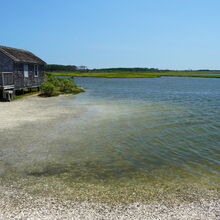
left=0, top=76, right=219, bottom=203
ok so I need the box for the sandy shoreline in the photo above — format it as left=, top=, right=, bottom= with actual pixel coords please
left=0, top=96, right=219, bottom=219
left=0, top=185, right=219, bottom=219
left=0, top=95, right=85, bottom=131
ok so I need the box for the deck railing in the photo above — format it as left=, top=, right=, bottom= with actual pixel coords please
left=0, top=72, right=14, bottom=88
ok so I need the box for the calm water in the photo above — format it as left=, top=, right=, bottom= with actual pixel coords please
left=73, top=76, right=220, bottom=178
left=1, top=77, right=220, bottom=203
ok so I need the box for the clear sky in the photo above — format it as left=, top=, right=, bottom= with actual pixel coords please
left=0, top=0, right=220, bottom=69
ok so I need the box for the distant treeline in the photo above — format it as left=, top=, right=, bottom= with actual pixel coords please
left=90, top=68, right=171, bottom=73
left=45, top=64, right=219, bottom=73
left=46, top=65, right=171, bottom=73
left=45, top=64, right=78, bottom=72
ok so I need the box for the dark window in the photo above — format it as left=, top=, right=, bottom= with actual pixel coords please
left=34, top=65, right=39, bottom=77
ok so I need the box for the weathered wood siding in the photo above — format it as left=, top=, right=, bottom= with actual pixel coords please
left=0, top=72, right=14, bottom=86
left=0, top=51, right=45, bottom=89
left=13, top=64, right=45, bottom=89
left=0, top=51, right=14, bottom=72
left=0, top=51, right=14, bottom=86
left=0, top=73, right=2, bottom=86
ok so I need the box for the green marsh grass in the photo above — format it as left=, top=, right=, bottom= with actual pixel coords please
left=52, top=72, right=220, bottom=78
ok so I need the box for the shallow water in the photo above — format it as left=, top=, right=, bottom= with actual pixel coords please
left=73, top=77, right=220, bottom=179
left=0, top=77, right=220, bottom=203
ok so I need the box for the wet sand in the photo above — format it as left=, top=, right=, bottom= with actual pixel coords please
left=0, top=96, right=219, bottom=219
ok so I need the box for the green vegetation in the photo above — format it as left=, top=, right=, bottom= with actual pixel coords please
left=41, top=73, right=85, bottom=97
left=51, top=72, right=220, bottom=79
left=46, top=64, right=220, bottom=74
left=45, top=64, right=78, bottom=72
left=45, top=64, right=220, bottom=78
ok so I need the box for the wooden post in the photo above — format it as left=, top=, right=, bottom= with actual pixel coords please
left=12, top=89, right=15, bottom=99
left=3, top=90, right=6, bottom=100
left=2, top=73, right=4, bottom=87
left=8, top=93, right=11, bottom=102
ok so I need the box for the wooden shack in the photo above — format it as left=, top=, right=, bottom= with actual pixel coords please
left=0, top=45, right=46, bottom=101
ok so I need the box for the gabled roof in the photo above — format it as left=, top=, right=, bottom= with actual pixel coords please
left=0, top=45, right=46, bottom=65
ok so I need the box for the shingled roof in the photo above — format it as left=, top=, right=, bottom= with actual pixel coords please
left=0, top=46, right=46, bottom=65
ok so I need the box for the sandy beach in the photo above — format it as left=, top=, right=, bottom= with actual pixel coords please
left=0, top=95, right=219, bottom=219
left=0, top=95, right=85, bottom=131
left=0, top=184, right=219, bottom=219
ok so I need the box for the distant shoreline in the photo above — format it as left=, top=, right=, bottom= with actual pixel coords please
left=52, top=72, right=220, bottom=78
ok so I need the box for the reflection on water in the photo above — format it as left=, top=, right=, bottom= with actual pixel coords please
left=0, top=77, right=219, bottom=203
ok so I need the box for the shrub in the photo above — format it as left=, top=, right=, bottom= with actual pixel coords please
left=60, top=78, right=76, bottom=93
left=40, top=73, right=84, bottom=96
left=46, top=73, right=57, bottom=84
left=41, top=82, right=55, bottom=96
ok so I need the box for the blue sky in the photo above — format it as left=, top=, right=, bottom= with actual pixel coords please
left=0, top=0, right=220, bottom=69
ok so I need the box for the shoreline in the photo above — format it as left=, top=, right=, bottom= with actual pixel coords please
left=0, top=95, right=85, bottom=130
left=0, top=184, right=219, bottom=219
left=0, top=96, right=219, bottom=219
left=53, top=72, right=220, bottom=79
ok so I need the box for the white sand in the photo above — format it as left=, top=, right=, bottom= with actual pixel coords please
left=0, top=95, right=84, bottom=131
